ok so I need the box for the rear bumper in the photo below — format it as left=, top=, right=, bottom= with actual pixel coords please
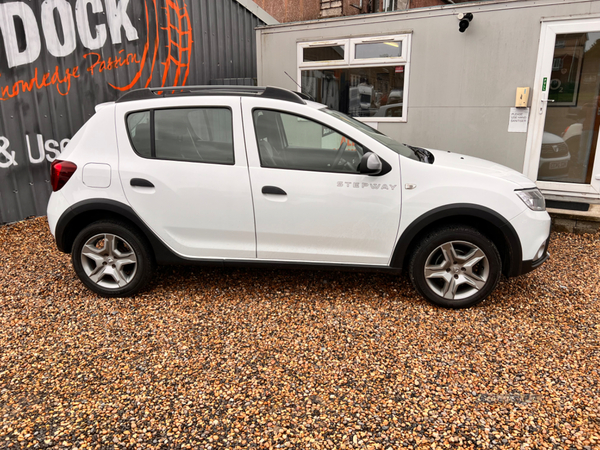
left=47, top=191, right=69, bottom=239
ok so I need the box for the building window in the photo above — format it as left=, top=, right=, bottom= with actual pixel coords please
left=303, top=45, right=345, bottom=62
left=298, top=35, right=411, bottom=122
left=355, top=41, right=402, bottom=59
left=378, top=0, right=399, bottom=12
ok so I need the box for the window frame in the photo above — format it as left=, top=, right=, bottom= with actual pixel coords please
left=298, top=34, right=411, bottom=123
left=125, top=106, right=236, bottom=166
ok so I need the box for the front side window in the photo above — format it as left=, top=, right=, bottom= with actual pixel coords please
left=253, top=109, right=365, bottom=173
left=126, top=108, right=234, bottom=164
left=299, top=34, right=410, bottom=121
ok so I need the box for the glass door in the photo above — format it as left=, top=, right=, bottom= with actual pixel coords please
left=526, top=19, right=600, bottom=197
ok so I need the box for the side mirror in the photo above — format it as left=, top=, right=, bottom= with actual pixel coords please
left=359, top=152, right=383, bottom=175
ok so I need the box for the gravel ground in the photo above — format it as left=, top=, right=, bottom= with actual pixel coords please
left=0, top=217, right=599, bottom=450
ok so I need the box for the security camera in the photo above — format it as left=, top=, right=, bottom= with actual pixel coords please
left=457, top=12, right=473, bottom=32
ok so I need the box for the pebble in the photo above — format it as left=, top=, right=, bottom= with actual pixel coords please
left=0, top=217, right=599, bottom=448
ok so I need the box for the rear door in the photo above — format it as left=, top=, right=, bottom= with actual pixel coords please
left=242, top=98, right=402, bottom=265
left=116, top=97, right=256, bottom=259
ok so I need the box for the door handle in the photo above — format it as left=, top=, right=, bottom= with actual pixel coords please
left=262, top=186, right=287, bottom=195
left=539, top=98, right=554, bottom=115
left=130, top=178, right=155, bottom=188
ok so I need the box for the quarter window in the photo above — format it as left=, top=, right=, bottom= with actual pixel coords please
left=127, top=111, right=151, bottom=157
left=253, top=109, right=365, bottom=173
left=126, top=108, right=234, bottom=165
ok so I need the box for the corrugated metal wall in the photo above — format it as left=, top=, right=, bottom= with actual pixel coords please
left=0, top=0, right=265, bottom=223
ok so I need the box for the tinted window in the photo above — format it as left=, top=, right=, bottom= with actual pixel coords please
left=253, top=109, right=364, bottom=173
left=126, top=108, right=234, bottom=164
left=154, top=108, right=234, bottom=164
left=127, top=111, right=151, bottom=157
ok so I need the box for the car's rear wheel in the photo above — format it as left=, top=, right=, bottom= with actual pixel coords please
left=409, top=226, right=501, bottom=308
left=72, top=221, right=154, bottom=297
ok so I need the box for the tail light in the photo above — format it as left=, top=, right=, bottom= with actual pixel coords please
left=50, top=160, right=77, bottom=191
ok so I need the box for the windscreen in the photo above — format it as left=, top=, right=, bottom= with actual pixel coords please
left=321, top=108, right=419, bottom=161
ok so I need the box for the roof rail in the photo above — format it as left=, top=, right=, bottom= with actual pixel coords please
left=294, top=91, right=315, bottom=101
left=116, top=86, right=306, bottom=105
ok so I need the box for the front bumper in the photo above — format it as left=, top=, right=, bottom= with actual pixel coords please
left=508, top=207, right=552, bottom=277
left=516, top=239, right=550, bottom=276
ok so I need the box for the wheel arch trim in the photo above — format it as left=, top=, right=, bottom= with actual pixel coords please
left=57, top=201, right=526, bottom=277
left=55, top=199, right=176, bottom=263
left=390, top=204, right=523, bottom=277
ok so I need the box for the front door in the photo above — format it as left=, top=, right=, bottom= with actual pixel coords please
left=241, top=98, right=401, bottom=265
left=527, top=18, right=600, bottom=197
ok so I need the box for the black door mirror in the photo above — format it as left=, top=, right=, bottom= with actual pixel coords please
left=359, top=152, right=383, bottom=175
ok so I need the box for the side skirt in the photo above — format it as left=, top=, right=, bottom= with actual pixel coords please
left=162, top=257, right=403, bottom=275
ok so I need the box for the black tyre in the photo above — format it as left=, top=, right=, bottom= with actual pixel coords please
left=72, top=220, right=155, bottom=297
left=409, top=226, right=501, bottom=308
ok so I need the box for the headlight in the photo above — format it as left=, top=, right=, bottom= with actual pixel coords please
left=515, top=188, right=546, bottom=211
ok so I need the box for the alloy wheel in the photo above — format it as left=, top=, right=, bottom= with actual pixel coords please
left=423, top=240, right=490, bottom=300
left=80, top=233, right=138, bottom=289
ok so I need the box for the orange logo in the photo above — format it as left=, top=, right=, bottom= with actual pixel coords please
left=0, top=0, right=193, bottom=101
left=109, top=0, right=193, bottom=91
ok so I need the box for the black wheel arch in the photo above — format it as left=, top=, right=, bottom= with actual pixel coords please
left=391, top=204, right=524, bottom=278
left=55, top=199, right=178, bottom=264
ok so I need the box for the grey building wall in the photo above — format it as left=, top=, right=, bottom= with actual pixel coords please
left=257, top=0, right=600, bottom=173
left=0, top=0, right=274, bottom=224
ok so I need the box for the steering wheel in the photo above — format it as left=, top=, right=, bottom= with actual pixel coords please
left=332, top=141, right=347, bottom=167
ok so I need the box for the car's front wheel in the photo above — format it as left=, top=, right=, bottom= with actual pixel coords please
left=409, top=226, right=501, bottom=308
left=72, top=221, right=155, bottom=297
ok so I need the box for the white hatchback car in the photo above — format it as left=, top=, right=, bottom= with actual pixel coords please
left=47, top=86, right=551, bottom=308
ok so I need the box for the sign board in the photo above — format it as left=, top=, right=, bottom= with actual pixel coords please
left=508, top=107, right=530, bottom=133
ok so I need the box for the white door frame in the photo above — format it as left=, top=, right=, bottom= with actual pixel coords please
left=524, top=18, right=600, bottom=198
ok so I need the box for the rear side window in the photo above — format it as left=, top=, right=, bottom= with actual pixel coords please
left=126, top=108, right=234, bottom=165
